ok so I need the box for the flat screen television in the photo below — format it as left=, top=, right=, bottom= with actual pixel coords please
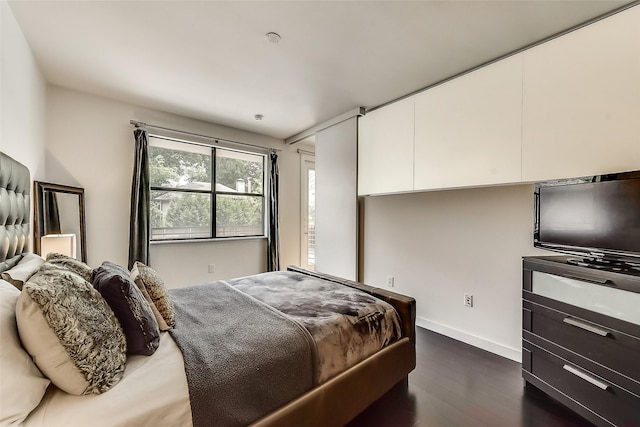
left=534, top=170, right=640, bottom=267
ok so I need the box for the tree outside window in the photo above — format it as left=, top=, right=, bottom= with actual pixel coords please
left=149, top=136, right=265, bottom=240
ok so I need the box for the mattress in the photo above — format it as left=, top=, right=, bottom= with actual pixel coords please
left=23, top=333, right=191, bottom=427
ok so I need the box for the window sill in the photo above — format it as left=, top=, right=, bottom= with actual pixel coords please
left=150, top=235, right=267, bottom=245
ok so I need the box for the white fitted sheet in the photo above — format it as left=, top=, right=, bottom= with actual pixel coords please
left=23, top=333, right=191, bottom=427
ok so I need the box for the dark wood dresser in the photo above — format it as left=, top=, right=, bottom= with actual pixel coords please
left=522, top=256, right=640, bottom=427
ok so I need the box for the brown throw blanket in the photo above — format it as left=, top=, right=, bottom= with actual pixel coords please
left=228, top=271, right=401, bottom=383
left=169, top=282, right=317, bottom=427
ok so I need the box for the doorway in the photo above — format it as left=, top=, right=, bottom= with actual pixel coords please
left=300, top=153, right=315, bottom=270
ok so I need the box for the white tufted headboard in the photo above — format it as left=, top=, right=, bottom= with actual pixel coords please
left=0, top=152, right=31, bottom=272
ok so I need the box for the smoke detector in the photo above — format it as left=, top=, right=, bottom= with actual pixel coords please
left=265, top=32, right=281, bottom=44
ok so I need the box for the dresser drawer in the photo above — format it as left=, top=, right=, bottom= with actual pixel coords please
left=526, top=269, right=640, bottom=326
left=523, top=300, right=640, bottom=391
left=524, top=342, right=640, bottom=427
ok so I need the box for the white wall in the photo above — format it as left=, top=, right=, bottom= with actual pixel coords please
left=315, top=117, right=358, bottom=280
left=362, top=184, right=550, bottom=361
left=45, top=86, right=302, bottom=287
left=1, top=2, right=47, bottom=255
left=0, top=1, right=46, bottom=180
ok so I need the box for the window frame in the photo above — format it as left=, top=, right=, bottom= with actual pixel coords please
left=148, top=134, right=268, bottom=242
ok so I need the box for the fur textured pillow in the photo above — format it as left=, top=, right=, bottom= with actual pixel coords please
left=45, top=253, right=93, bottom=283
left=16, top=264, right=127, bottom=395
left=93, top=262, right=160, bottom=355
left=131, top=261, right=175, bottom=328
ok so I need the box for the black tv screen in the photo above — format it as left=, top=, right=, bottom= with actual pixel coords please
left=534, top=170, right=640, bottom=264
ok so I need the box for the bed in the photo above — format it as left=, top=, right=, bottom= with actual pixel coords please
left=0, top=151, right=416, bottom=427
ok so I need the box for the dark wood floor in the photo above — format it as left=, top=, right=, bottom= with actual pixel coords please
left=347, top=327, right=595, bottom=427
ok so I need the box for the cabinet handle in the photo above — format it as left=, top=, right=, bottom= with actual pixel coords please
left=562, top=365, right=610, bottom=391
left=563, top=317, right=610, bottom=337
left=564, top=274, right=613, bottom=286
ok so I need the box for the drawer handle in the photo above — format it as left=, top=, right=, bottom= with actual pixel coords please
left=562, top=365, right=610, bottom=391
left=563, top=317, right=610, bottom=337
left=564, top=274, right=613, bottom=286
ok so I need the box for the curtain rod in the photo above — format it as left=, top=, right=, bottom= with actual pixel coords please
left=129, top=120, right=281, bottom=153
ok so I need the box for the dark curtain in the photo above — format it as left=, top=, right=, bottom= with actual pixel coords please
left=128, top=127, right=150, bottom=270
left=43, top=191, right=61, bottom=235
left=267, top=152, right=280, bottom=271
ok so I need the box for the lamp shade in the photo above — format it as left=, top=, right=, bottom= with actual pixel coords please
left=41, top=234, right=76, bottom=259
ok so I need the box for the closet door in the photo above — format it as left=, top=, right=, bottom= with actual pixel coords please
left=414, top=54, right=523, bottom=191
left=522, top=6, right=640, bottom=182
left=358, top=97, right=414, bottom=196
left=316, top=118, right=358, bottom=281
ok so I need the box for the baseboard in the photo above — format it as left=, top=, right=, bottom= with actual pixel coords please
left=416, top=316, right=522, bottom=363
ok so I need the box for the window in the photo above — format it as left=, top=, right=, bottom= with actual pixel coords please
left=149, top=136, right=266, bottom=241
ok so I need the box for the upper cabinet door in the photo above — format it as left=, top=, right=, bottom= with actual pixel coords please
left=358, top=97, right=414, bottom=196
left=414, top=54, right=523, bottom=191
left=522, top=6, right=640, bottom=182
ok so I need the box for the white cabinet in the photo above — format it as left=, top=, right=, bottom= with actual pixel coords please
left=414, top=54, right=523, bottom=190
left=522, top=6, right=640, bottom=182
left=357, top=6, right=640, bottom=196
left=358, top=97, right=414, bottom=196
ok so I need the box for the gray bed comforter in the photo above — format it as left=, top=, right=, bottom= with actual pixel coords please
left=169, top=281, right=317, bottom=427
left=169, top=271, right=401, bottom=427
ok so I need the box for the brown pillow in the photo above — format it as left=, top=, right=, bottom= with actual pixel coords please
left=136, top=281, right=170, bottom=331
left=93, top=262, right=160, bottom=356
left=131, top=262, right=175, bottom=328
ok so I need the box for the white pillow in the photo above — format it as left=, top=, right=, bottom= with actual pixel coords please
left=1, top=253, right=45, bottom=290
left=0, top=279, right=50, bottom=425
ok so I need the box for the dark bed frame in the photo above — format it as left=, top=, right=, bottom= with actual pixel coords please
left=0, top=150, right=416, bottom=427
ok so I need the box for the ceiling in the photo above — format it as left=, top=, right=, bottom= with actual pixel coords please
left=8, top=0, right=637, bottom=140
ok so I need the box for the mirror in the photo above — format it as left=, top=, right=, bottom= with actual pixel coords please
left=34, top=181, right=87, bottom=263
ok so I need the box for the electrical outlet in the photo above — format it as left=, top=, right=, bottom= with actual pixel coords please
left=208, top=264, right=215, bottom=273
left=386, top=275, right=395, bottom=287
left=464, top=293, right=473, bottom=307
